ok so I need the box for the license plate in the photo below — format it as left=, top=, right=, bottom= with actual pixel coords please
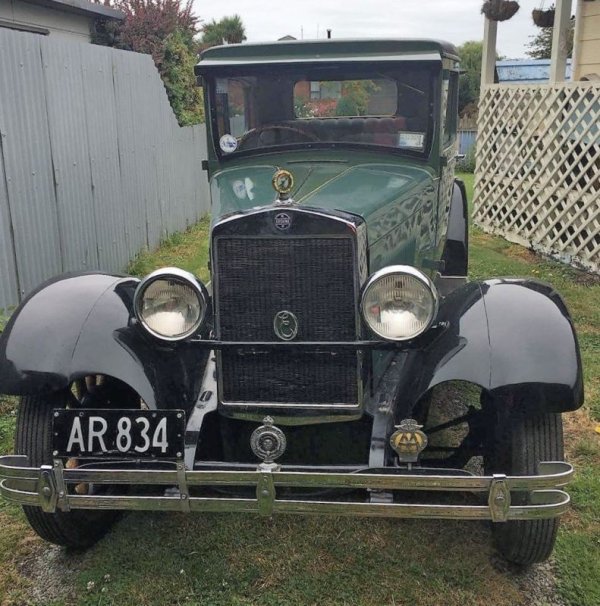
left=52, top=409, right=186, bottom=459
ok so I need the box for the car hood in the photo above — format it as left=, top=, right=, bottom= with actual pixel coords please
left=210, top=158, right=436, bottom=244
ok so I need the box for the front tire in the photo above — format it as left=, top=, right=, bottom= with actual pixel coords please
left=15, top=391, right=119, bottom=548
left=483, top=391, right=564, bottom=565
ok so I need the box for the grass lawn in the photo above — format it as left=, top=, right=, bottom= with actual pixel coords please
left=0, top=174, right=598, bottom=605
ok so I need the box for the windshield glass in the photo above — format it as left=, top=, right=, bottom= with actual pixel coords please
left=211, top=64, right=434, bottom=157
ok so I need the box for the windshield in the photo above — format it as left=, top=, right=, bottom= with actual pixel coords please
left=210, top=64, right=434, bottom=157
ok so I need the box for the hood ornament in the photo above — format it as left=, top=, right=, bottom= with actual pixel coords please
left=251, top=416, right=287, bottom=464
left=272, top=168, right=295, bottom=205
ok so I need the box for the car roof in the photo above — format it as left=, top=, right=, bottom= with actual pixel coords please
left=196, top=38, right=459, bottom=72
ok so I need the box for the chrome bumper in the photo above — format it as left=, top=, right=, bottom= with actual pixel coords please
left=0, top=455, right=573, bottom=522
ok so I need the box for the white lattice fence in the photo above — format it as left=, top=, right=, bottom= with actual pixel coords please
left=473, top=82, right=600, bottom=273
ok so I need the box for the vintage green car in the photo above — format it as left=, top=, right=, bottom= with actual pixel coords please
left=0, top=39, right=583, bottom=565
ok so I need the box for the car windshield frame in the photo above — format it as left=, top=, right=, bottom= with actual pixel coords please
left=206, top=61, right=439, bottom=161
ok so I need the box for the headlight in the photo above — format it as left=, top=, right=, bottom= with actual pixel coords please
left=134, top=268, right=207, bottom=341
left=361, top=266, right=438, bottom=341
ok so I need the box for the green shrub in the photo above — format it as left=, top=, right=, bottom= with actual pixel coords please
left=457, top=144, right=477, bottom=173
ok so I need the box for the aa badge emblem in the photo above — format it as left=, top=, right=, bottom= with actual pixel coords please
left=389, top=419, right=428, bottom=463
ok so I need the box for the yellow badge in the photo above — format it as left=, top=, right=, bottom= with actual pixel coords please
left=390, top=419, right=428, bottom=463
left=272, top=169, right=294, bottom=197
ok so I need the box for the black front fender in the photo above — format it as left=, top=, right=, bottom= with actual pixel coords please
left=394, top=278, right=583, bottom=418
left=1, top=275, right=583, bottom=416
left=0, top=273, right=207, bottom=409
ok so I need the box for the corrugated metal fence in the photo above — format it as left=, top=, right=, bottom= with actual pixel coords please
left=0, top=28, right=210, bottom=312
left=458, top=130, right=477, bottom=155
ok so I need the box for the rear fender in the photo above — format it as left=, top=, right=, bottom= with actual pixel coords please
left=0, top=273, right=206, bottom=409
left=441, top=179, right=468, bottom=276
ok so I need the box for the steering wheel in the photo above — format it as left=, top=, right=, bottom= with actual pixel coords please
left=238, top=125, right=320, bottom=149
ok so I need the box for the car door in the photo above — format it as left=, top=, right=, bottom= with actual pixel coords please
left=437, top=69, right=460, bottom=259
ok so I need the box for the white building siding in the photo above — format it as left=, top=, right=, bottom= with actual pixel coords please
left=0, top=0, right=92, bottom=42
left=574, top=0, right=600, bottom=79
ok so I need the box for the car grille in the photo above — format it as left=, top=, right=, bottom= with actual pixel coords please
left=215, top=236, right=359, bottom=405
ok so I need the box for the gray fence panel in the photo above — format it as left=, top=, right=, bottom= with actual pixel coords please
left=41, top=37, right=99, bottom=272
left=0, top=142, right=19, bottom=313
left=156, top=70, right=173, bottom=238
left=112, top=50, right=145, bottom=258
left=80, top=44, right=128, bottom=272
left=141, top=59, right=162, bottom=251
left=0, top=29, right=63, bottom=295
left=0, top=28, right=209, bottom=309
left=131, top=55, right=153, bottom=251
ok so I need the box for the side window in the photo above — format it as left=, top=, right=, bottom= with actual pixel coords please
left=443, top=72, right=459, bottom=147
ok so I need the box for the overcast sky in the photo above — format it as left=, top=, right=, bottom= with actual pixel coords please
left=191, top=0, right=552, bottom=58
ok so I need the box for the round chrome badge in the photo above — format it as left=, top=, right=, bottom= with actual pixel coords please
left=251, top=416, right=287, bottom=463
left=274, top=212, right=291, bottom=231
left=273, top=310, right=298, bottom=341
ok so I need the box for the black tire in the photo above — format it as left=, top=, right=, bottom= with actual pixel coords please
left=15, top=391, right=119, bottom=548
left=483, top=392, right=564, bottom=566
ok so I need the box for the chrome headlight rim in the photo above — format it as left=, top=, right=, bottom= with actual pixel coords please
left=133, top=267, right=208, bottom=342
left=360, top=265, right=439, bottom=341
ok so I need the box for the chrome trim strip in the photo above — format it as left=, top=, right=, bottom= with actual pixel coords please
left=219, top=402, right=361, bottom=410
left=0, top=456, right=573, bottom=522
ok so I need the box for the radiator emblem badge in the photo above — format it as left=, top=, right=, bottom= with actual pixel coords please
left=390, top=419, right=428, bottom=463
left=274, top=212, right=292, bottom=231
left=273, top=310, right=298, bottom=341
left=251, top=416, right=287, bottom=463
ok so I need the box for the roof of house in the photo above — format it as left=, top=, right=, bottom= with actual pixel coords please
left=22, top=0, right=124, bottom=21
left=197, top=39, right=459, bottom=71
left=496, top=58, right=573, bottom=83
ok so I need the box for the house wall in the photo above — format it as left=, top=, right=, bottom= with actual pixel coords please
left=0, top=0, right=92, bottom=42
left=0, top=28, right=210, bottom=311
left=574, top=0, right=600, bottom=80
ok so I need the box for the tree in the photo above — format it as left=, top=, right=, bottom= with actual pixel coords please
left=526, top=20, right=574, bottom=59
left=201, top=15, right=246, bottom=48
left=161, top=29, right=204, bottom=125
left=337, top=80, right=378, bottom=116
left=457, top=41, right=483, bottom=114
left=92, top=0, right=204, bottom=125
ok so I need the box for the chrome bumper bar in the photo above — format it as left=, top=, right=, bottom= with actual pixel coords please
left=0, top=456, right=573, bottom=522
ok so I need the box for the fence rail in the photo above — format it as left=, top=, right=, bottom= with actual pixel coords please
left=473, top=81, right=600, bottom=274
left=0, top=28, right=209, bottom=312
